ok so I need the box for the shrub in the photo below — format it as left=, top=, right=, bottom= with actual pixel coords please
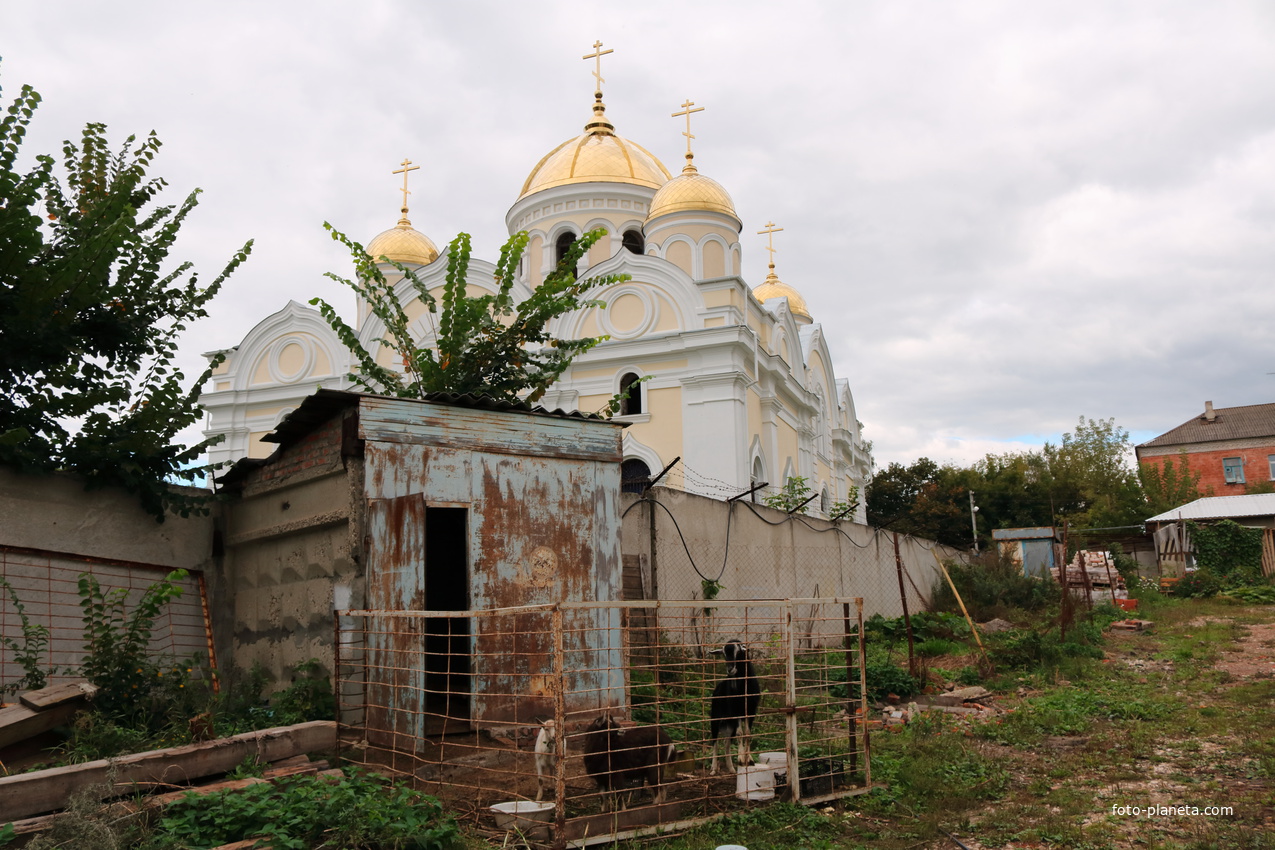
left=144, top=768, right=458, bottom=850
left=1190, top=520, right=1263, bottom=578
left=931, top=555, right=1055, bottom=621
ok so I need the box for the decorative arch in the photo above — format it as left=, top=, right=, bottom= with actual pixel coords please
left=698, top=234, right=732, bottom=279
left=546, top=252, right=701, bottom=342
left=621, top=432, right=663, bottom=481
left=229, top=301, right=347, bottom=392
left=617, top=370, right=644, bottom=416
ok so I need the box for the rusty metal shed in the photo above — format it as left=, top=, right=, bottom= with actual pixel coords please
left=214, top=389, right=626, bottom=734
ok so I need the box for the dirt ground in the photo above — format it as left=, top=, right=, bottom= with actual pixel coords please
left=953, top=605, right=1275, bottom=849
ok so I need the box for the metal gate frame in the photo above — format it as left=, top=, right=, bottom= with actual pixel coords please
left=335, top=597, right=873, bottom=848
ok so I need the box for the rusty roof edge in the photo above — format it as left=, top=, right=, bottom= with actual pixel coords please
left=217, top=388, right=623, bottom=488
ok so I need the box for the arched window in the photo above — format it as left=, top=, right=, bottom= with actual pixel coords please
left=554, top=231, right=577, bottom=267
left=820, top=486, right=830, bottom=515
left=751, top=456, right=765, bottom=503
left=619, top=372, right=643, bottom=416
left=622, top=230, right=644, bottom=255
left=621, top=458, right=652, bottom=494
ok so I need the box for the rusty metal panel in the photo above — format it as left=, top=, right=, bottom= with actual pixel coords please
left=364, top=495, right=427, bottom=747
left=356, top=399, right=625, bottom=732
left=357, top=396, right=623, bottom=463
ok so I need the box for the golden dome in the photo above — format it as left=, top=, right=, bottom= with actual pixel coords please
left=647, top=158, right=739, bottom=222
left=753, top=267, right=811, bottom=322
left=518, top=96, right=671, bottom=200
left=366, top=213, right=439, bottom=267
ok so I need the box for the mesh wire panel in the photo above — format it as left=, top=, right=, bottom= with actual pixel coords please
left=0, top=546, right=211, bottom=690
left=335, top=599, right=870, bottom=847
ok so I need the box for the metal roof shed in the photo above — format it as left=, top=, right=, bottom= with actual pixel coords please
left=991, top=527, right=1059, bottom=578
left=216, top=389, right=627, bottom=734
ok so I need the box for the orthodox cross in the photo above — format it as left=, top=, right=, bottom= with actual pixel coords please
left=393, top=158, right=420, bottom=214
left=672, top=99, right=705, bottom=160
left=758, top=221, right=784, bottom=266
left=583, top=40, right=613, bottom=94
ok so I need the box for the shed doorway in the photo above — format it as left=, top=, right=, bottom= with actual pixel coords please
left=425, top=507, right=470, bottom=727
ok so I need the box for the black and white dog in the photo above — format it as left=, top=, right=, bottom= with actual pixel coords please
left=708, top=639, right=761, bottom=774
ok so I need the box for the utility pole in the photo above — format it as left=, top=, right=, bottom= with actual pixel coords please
left=969, top=490, right=980, bottom=554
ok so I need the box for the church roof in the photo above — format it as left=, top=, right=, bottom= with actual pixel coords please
left=366, top=215, right=439, bottom=267
left=647, top=157, right=739, bottom=223
left=754, top=268, right=811, bottom=322
left=518, top=95, right=671, bottom=200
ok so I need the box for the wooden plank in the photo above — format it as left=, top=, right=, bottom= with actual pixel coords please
left=0, top=701, right=84, bottom=750
left=0, top=720, right=336, bottom=822
left=18, top=681, right=97, bottom=712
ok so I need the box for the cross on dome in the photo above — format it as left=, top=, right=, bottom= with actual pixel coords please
left=672, top=99, right=705, bottom=167
left=583, top=40, right=613, bottom=96
left=758, top=221, right=784, bottom=270
left=392, top=158, right=420, bottom=225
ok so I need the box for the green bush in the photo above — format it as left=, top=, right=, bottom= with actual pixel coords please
left=931, top=556, right=1055, bottom=621
left=1190, top=520, right=1263, bottom=578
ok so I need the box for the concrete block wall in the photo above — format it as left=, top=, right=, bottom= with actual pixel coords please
left=0, top=468, right=215, bottom=691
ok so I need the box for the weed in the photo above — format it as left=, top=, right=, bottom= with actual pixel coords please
left=0, top=576, right=60, bottom=699
left=77, top=569, right=193, bottom=725
left=141, top=767, right=458, bottom=849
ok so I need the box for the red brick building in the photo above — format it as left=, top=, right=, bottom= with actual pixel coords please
left=1136, top=401, right=1275, bottom=494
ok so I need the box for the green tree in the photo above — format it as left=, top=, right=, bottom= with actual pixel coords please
left=1139, top=448, right=1209, bottom=515
left=1042, top=416, right=1145, bottom=529
left=868, top=416, right=1150, bottom=547
left=312, top=226, right=627, bottom=404
left=0, top=71, right=251, bottom=519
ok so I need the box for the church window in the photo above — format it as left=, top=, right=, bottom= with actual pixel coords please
left=621, top=458, right=652, bottom=494
left=619, top=372, right=643, bottom=416
left=554, top=231, right=577, bottom=267
left=820, top=486, right=830, bottom=515
left=751, top=456, right=765, bottom=502
left=622, top=229, right=644, bottom=255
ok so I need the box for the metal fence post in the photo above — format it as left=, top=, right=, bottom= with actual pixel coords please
left=783, top=600, right=800, bottom=803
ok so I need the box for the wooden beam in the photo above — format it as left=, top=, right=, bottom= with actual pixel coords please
left=19, top=682, right=98, bottom=712
left=0, top=720, right=336, bottom=822
left=0, top=702, right=84, bottom=751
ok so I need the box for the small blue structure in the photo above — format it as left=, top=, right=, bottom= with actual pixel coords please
left=991, top=527, right=1059, bottom=578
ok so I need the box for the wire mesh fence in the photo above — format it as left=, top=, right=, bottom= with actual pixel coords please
left=335, top=599, right=870, bottom=847
left=0, top=546, right=212, bottom=692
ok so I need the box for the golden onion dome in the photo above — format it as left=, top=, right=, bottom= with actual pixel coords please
left=647, top=157, right=739, bottom=222
left=366, top=211, right=439, bottom=267
left=753, top=267, right=812, bottom=322
left=518, top=95, right=671, bottom=200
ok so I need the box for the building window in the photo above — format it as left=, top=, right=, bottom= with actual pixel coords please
left=619, top=372, right=643, bottom=416
left=621, top=458, right=651, bottom=494
left=622, top=230, right=644, bottom=255
left=1269, top=454, right=1275, bottom=481
left=554, top=231, right=577, bottom=267
left=1223, top=456, right=1245, bottom=484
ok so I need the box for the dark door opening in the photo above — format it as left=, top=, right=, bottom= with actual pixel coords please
left=424, top=507, right=470, bottom=724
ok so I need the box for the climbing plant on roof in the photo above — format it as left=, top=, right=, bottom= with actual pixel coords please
left=313, top=226, right=629, bottom=406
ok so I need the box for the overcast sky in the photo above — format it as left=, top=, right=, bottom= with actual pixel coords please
left=6, top=1, right=1274, bottom=470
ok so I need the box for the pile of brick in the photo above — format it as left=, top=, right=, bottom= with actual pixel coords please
left=1051, top=550, right=1129, bottom=601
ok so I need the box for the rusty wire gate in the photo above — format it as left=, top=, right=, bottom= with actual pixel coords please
left=335, top=599, right=871, bottom=848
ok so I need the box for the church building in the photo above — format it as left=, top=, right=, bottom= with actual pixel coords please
left=201, top=45, right=873, bottom=519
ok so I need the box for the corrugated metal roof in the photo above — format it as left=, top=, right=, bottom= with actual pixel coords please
left=1146, top=493, right=1275, bottom=523
left=1138, top=402, right=1275, bottom=449
left=992, top=527, right=1057, bottom=540
left=217, top=389, right=622, bottom=487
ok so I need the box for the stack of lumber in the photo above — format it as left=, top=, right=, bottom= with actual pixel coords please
left=0, top=681, right=98, bottom=752
left=0, top=720, right=337, bottom=837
